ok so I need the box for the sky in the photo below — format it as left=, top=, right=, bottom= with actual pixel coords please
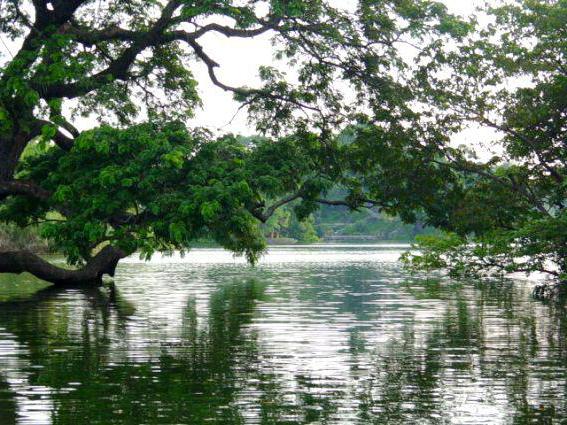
left=183, top=0, right=499, bottom=159
left=188, top=0, right=488, bottom=136
left=0, top=0, right=497, bottom=156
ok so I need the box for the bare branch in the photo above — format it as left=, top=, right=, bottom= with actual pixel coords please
left=167, top=30, right=322, bottom=113
left=192, top=20, right=277, bottom=39
left=315, top=198, right=380, bottom=210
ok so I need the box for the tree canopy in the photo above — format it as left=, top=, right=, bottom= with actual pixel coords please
left=398, top=0, right=566, bottom=287
left=0, top=0, right=564, bottom=291
left=0, top=0, right=462, bottom=284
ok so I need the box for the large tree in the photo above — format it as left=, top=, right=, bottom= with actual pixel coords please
left=0, top=0, right=459, bottom=284
left=362, top=0, right=566, bottom=295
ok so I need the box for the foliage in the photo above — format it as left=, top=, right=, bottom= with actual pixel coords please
left=1, top=123, right=328, bottom=264
left=0, top=0, right=461, bottom=278
left=396, top=0, right=566, bottom=282
left=1, top=0, right=563, bottom=287
left=0, top=223, right=49, bottom=252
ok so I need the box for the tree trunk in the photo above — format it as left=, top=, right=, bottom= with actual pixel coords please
left=0, top=246, right=126, bottom=286
left=0, top=124, right=34, bottom=181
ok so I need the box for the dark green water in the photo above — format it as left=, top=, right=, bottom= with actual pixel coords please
left=0, top=245, right=566, bottom=424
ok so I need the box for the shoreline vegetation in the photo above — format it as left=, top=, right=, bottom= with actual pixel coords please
left=0, top=224, right=51, bottom=254
left=0, top=208, right=433, bottom=254
left=2, top=223, right=562, bottom=301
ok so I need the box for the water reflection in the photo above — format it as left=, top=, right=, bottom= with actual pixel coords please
left=0, top=246, right=565, bottom=424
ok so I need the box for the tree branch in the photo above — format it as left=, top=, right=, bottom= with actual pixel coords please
left=251, top=192, right=304, bottom=223
left=31, top=120, right=75, bottom=151
left=192, top=20, right=277, bottom=39
left=315, top=198, right=380, bottom=210
left=0, top=180, right=51, bottom=201
left=0, top=245, right=126, bottom=285
left=251, top=190, right=381, bottom=223
left=431, top=157, right=551, bottom=216
left=38, top=0, right=182, bottom=100
left=475, top=115, right=564, bottom=184
left=65, top=23, right=140, bottom=45
left=168, top=30, right=321, bottom=113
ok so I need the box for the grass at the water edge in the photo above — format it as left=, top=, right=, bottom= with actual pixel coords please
left=0, top=272, right=53, bottom=302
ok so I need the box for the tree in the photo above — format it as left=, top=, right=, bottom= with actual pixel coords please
left=0, top=0, right=457, bottom=285
left=368, top=0, right=566, bottom=294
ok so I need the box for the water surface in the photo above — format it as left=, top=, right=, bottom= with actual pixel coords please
left=0, top=245, right=565, bottom=424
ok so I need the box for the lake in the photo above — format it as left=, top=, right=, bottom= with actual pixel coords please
left=0, top=244, right=565, bottom=424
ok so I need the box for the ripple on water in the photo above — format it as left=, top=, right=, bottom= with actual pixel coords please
left=0, top=245, right=565, bottom=424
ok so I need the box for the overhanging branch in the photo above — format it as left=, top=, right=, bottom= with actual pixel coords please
left=252, top=192, right=304, bottom=223
left=168, top=30, right=322, bottom=113
left=251, top=191, right=381, bottom=223
left=0, top=245, right=126, bottom=285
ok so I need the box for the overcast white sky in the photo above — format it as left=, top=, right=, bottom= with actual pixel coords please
left=0, top=0, right=497, bottom=156
left=189, top=0, right=487, bottom=135
left=184, top=0, right=499, bottom=159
